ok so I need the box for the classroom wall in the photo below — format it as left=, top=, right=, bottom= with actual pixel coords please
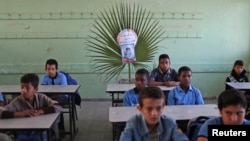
left=0, top=0, right=249, bottom=99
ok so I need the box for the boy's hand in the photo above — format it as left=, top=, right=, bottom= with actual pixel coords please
left=30, top=109, right=44, bottom=116
left=15, top=109, right=33, bottom=117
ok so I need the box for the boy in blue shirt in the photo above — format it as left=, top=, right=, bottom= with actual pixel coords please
left=197, top=89, right=250, bottom=141
left=42, top=59, right=68, bottom=105
left=120, top=86, right=189, bottom=141
left=167, top=66, right=204, bottom=105
left=123, top=68, right=149, bottom=106
left=41, top=58, right=67, bottom=133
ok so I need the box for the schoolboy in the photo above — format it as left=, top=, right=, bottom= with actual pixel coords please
left=123, top=68, right=149, bottom=106
left=0, top=73, right=62, bottom=141
left=197, top=89, right=250, bottom=141
left=167, top=66, right=204, bottom=105
left=41, top=58, right=67, bottom=133
left=225, top=60, right=249, bottom=90
left=119, top=86, right=189, bottom=141
left=149, top=54, right=179, bottom=87
left=41, top=58, right=68, bottom=105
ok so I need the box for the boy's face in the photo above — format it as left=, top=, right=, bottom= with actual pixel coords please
left=138, top=98, right=165, bottom=127
left=179, top=70, right=192, bottom=86
left=220, top=104, right=245, bottom=125
left=134, top=74, right=148, bottom=91
left=233, top=65, right=243, bottom=75
left=159, top=58, right=170, bottom=73
left=20, top=82, right=37, bottom=99
left=45, top=64, right=57, bottom=77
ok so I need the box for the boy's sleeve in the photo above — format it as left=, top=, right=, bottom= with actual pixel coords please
left=167, top=90, right=175, bottom=105
left=42, top=94, right=63, bottom=113
left=149, top=69, right=157, bottom=81
left=195, top=89, right=204, bottom=105
left=0, top=92, right=3, bottom=102
left=41, top=75, right=48, bottom=85
left=172, top=126, right=189, bottom=141
left=123, top=91, right=132, bottom=106
left=60, top=73, right=67, bottom=85
left=197, top=120, right=209, bottom=138
left=119, top=121, right=133, bottom=141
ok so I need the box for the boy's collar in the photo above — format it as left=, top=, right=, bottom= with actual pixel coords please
left=49, top=72, right=58, bottom=79
left=158, top=67, right=171, bottom=74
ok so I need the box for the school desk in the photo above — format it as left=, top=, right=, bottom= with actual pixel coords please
left=0, top=84, right=80, bottom=141
left=0, top=112, right=60, bottom=141
left=109, top=104, right=220, bottom=140
left=106, top=84, right=175, bottom=106
left=225, top=82, right=250, bottom=90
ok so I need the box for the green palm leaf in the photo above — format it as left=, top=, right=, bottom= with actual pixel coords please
left=86, top=2, right=165, bottom=83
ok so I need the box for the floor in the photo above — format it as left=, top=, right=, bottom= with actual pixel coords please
left=61, top=98, right=217, bottom=141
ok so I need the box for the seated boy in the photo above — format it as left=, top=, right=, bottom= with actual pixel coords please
left=149, top=54, right=179, bottom=87
left=225, top=60, right=249, bottom=90
left=197, top=89, right=250, bottom=141
left=168, top=66, right=204, bottom=105
left=41, top=59, right=68, bottom=105
left=119, top=86, right=189, bottom=141
left=123, top=68, right=149, bottom=106
left=0, top=92, right=4, bottom=107
left=41, top=58, right=67, bottom=133
left=0, top=73, right=62, bottom=141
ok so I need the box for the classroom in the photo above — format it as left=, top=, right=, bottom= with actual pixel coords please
left=0, top=0, right=250, bottom=141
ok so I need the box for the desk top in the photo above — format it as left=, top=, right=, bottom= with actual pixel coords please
left=106, top=84, right=175, bottom=93
left=225, top=82, right=250, bottom=90
left=0, top=85, right=80, bottom=94
left=0, top=113, right=60, bottom=130
left=109, top=104, right=219, bottom=122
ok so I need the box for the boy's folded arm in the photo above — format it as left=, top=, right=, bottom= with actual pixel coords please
left=1, top=111, right=15, bottom=118
left=42, top=107, right=56, bottom=114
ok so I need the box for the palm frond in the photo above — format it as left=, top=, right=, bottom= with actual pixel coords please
left=86, top=2, right=165, bottom=83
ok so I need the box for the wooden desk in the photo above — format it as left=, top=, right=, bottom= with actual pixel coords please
left=109, top=104, right=219, bottom=140
left=225, top=82, right=250, bottom=90
left=106, top=84, right=175, bottom=106
left=0, top=113, right=60, bottom=141
left=0, top=85, right=80, bottom=141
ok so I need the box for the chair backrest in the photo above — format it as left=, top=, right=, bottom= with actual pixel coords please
left=186, top=116, right=211, bottom=141
left=60, top=71, right=82, bottom=106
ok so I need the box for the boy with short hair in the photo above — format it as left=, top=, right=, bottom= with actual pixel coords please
left=225, top=60, right=249, bottom=90
left=42, top=59, right=68, bottom=105
left=167, top=66, right=204, bottom=105
left=149, top=54, right=179, bottom=87
left=197, top=89, right=250, bottom=141
left=119, top=86, right=189, bottom=141
left=41, top=58, right=67, bottom=133
left=0, top=73, right=62, bottom=141
left=123, top=68, right=149, bottom=106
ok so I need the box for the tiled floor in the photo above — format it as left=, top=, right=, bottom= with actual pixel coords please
left=61, top=99, right=217, bottom=141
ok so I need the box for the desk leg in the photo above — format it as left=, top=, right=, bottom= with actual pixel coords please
left=72, top=93, right=77, bottom=134
left=68, top=94, right=73, bottom=141
left=47, top=129, right=51, bottom=141
left=111, top=93, right=114, bottom=107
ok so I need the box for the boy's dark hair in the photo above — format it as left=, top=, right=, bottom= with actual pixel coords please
left=234, top=60, right=244, bottom=67
left=139, top=86, right=165, bottom=107
left=20, top=73, right=39, bottom=89
left=178, top=66, right=192, bottom=76
left=45, top=59, right=58, bottom=69
left=218, top=89, right=247, bottom=110
left=158, top=54, right=170, bottom=62
left=135, top=68, right=150, bottom=80
left=126, top=48, right=130, bottom=51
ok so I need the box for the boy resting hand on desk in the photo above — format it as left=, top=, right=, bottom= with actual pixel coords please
left=0, top=73, right=62, bottom=141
